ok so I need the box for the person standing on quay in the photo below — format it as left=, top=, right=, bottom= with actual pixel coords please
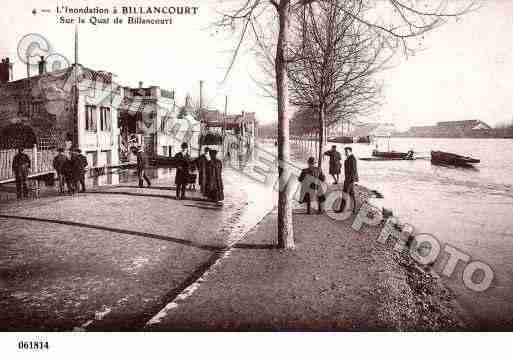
left=52, top=148, right=67, bottom=194
left=298, top=156, right=326, bottom=215
left=62, top=153, right=75, bottom=195
left=173, top=142, right=190, bottom=200
left=324, top=145, right=342, bottom=184
left=133, top=146, right=151, bottom=188
left=339, top=146, right=359, bottom=214
left=12, top=146, right=31, bottom=200
left=196, top=146, right=210, bottom=196
left=206, top=149, right=224, bottom=203
left=75, top=149, right=88, bottom=192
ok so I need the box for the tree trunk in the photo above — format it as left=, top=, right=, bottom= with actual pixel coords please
left=317, top=104, right=325, bottom=169
left=276, top=3, right=294, bottom=249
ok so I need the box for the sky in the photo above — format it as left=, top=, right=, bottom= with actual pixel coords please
left=1, top=0, right=512, bottom=131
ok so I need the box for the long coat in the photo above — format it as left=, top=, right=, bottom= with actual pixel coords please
left=136, top=151, right=149, bottom=175
left=298, top=167, right=326, bottom=203
left=206, top=159, right=224, bottom=201
left=53, top=154, right=67, bottom=174
left=173, top=152, right=191, bottom=185
left=324, top=149, right=342, bottom=175
left=12, top=152, right=31, bottom=177
left=196, top=154, right=209, bottom=193
left=344, top=154, right=359, bottom=184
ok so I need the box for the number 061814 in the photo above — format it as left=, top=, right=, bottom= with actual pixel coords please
left=18, top=341, right=49, bottom=350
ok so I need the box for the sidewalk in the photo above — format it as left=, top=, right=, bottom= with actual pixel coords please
left=0, top=167, right=274, bottom=330
left=149, top=194, right=471, bottom=331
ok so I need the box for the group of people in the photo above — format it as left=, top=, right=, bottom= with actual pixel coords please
left=298, top=145, right=358, bottom=215
left=133, top=142, right=224, bottom=203
left=52, top=148, right=88, bottom=195
left=10, top=146, right=88, bottom=200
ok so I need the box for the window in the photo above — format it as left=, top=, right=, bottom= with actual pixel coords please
left=85, top=105, right=97, bottom=132
left=100, top=107, right=111, bottom=131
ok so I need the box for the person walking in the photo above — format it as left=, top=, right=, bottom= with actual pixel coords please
left=196, top=146, right=210, bottom=196
left=205, top=149, right=224, bottom=203
left=339, top=146, right=359, bottom=214
left=324, top=145, right=342, bottom=184
left=173, top=142, right=190, bottom=200
left=298, top=156, right=326, bottom=214
left=12, top=146, right=31, bottom=200
left=52, top=148, right=67, bottom=194
left=132, top=146, right=151, bottom=188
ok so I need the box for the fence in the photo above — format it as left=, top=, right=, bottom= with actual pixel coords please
left=0, top=145, right=57, bottom=183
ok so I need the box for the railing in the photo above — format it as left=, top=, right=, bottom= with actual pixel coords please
left=0, top=146, right=57, bottom=183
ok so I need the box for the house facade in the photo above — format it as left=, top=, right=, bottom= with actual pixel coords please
left=0, top=58, right=120, bottom=168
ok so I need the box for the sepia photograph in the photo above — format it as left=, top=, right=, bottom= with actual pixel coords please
left=0, top=0, right=512, bottom=357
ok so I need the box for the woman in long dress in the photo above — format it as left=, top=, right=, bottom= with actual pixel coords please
left=206, top=149, right=224, bottom=203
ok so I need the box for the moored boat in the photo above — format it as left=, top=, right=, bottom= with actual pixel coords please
left=372, top=149, right=414, bottom=160
left=328, top=136, right=353, bottom=144
left=430, top=151, right=480, bottom=167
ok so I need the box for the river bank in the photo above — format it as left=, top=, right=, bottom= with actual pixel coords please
left=149, top=184, right=471, bottom=330
left=146, top=141, right=471, bottom=330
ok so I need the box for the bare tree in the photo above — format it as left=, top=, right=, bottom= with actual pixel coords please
left=215, top=0, right=477, bottom=249
left=288, top=1, right=388, bottom=168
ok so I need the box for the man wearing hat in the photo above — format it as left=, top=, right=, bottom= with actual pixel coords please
left=132, top=146, right=151, bottom=188
left=339, top=146, right=359, bottom=213
left=298, top=156, right=326, bottom=214
left=12, top=146, right=31, bottom=199
left=173, top=142, right=191, bottom=200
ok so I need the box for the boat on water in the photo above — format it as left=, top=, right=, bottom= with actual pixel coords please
left=430, top=151, right=480, bottom=167
left=372, top=149, right=414, bottom=160
left=328, top=136, right=353, bottom=144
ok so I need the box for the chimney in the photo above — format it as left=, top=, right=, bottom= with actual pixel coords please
left=0, top=57, right=11, bottom=84
left=38, top=56, right=47, bottom=75
left=138, top=81, right=143, bottom=88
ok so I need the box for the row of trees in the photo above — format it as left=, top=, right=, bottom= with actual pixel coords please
left=216, top=0, right=477, bottom=249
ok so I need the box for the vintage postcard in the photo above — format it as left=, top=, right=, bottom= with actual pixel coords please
left=0, top=0, right=511, bottom=357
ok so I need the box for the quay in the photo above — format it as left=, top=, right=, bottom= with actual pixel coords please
left=0, top=159, right=470, bottom=330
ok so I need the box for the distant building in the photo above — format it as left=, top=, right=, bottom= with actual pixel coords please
left=401, top=120, right=492, bottom=138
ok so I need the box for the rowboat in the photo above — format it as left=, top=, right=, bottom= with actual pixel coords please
left=328, top=136, right=353, bottom=144
left=430, top=151, right=480, bottom=167
left=372, top=149, right=414, bottom=160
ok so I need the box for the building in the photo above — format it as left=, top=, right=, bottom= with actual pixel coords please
left=202, top=109, right=257, bottom=158
left=118, top=83, right=195, bottom=160
left=0, top=58, right=120, bottom=168
left=401, top=120, right=492, bottom=138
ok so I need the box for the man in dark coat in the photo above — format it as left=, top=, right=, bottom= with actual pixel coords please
left=324, top=145, right=342, bottom=184
left=298, top=156, right=326, bottom=214
left=53, top=148, right=67, bottom=194
left=205, top=149, right=224, bottom=203
left=75, top=149, right=88, bottom=192
left=62, top=155, right=75, bottom=195
left=12, top=146, right=31, bottom=199
left=70, top=149, right=84, bottom=194
left=173, top=142, right=190, bottom=200
left=339, top=146, right=359, bottom=213
left=195, top=146, right=210, bottom=196
left=132, top=146, right=151, bottom=188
